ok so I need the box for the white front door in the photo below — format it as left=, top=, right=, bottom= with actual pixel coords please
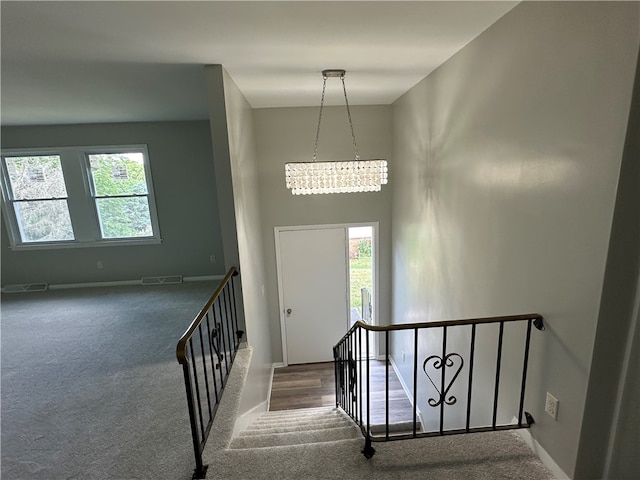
left=276, top=227, right=349, bottom=365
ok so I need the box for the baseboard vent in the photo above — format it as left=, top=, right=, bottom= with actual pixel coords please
left=3, top=283, right=49, bottom=293
left=141, top=275, right=183, bottom=285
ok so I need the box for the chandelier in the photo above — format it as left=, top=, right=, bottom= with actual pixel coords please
left=285, top=69, right=388, bottom=195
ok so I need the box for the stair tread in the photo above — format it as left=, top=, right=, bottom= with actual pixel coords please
left=228, top=437, right=362, bottom=452
left=230, top=425, right=361, bottom=449
left=241, top=420, right=353, bottom=435
left=260, top=409, right=342, bottom=419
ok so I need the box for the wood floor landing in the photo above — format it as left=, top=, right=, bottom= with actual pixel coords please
left=269, top=362, right=335, bottom=411
left=269, top=360, right=417, bottom=429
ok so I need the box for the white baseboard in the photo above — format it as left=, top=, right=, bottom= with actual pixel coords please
left=183, top=275, right=225, bottom=282
left=49, top=280, right=141, bottom=290
left=512, top=417, right=570, bottom=479
left=389, top=355, right=425, bottom=430
left=32, top=274, right=224, bottom=291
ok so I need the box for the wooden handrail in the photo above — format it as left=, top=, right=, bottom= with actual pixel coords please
left=176, top=267, right=238, bottom=365
left=337, top=313, right=543, bottom=345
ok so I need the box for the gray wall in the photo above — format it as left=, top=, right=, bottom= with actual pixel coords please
left=1, top=121, right=225, bottom=285
left=390, top=2, right=638, bottom=477
left=253, top=105, right=392, bottom=363
left=205, top=65, right=273, bottom=413
left=576, top=46, right=640, bottom=480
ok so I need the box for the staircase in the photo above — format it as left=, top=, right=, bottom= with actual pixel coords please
left=190, top=349, right=553, bottom=480
left=230, top=406, right=362, bottom=450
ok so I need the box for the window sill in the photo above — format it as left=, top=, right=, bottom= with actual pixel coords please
left=8, top=237, right=163, bottom=251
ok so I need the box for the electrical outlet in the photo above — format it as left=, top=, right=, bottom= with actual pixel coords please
left=97, top=260, right=103, bottom=270
left=209, top=255, right=216, bottom=263
left=545, top=392, right=559, bottom=420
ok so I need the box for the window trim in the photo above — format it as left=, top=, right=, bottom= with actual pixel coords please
left=1, top=145, right=162, bottom=250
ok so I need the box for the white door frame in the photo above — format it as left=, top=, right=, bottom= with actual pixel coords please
left=275, top=222, right=380, bottom=366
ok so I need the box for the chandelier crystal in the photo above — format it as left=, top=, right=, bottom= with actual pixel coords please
left=285, top=160, right=388, bottom=195
left=285, top=69, right=388, bottom=195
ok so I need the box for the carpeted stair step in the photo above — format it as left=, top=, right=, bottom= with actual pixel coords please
left=249, top=414, right=350, bottom=429
left=255, top=407, right=345, bottom=420
left=248, top=409, right=349, bottom=427
left=240, top=418, right=353, bottom=435
left=230, top=407, right=362, bottom=450
left=230, top=425, right=361, bottom=449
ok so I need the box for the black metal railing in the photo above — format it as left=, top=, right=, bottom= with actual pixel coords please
left=176, top=268, right=244, bottom=479
left=333, top=313, right=544, bottom=458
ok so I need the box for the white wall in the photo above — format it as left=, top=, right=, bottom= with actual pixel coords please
left=205, top=65, right=273, bottom=413
left=390, top=2, right=639, bottom=477
left=253, top=105, right=392, bottom=362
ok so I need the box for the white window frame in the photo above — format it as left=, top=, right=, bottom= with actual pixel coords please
left=1, top=145, right=162, bottom=250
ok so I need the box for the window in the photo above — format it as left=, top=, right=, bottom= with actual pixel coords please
left=1, top=145, right=161, bottom=249
left=2, top=154, right=75, bottom=243
left=86, top=151, right=154, bottom=239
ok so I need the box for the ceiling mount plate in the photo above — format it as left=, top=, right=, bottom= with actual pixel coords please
left=322, top=69, right=346, bottom=78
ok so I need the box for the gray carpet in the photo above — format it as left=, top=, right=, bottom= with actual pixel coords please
left=204, top=349, right=555, bottom=480
left=2, top=284, right=555, bottom=480
left=1, top=282, right=218, bottom=480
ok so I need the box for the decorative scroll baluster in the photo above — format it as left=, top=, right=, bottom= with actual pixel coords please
left=348, top=351, right=357, bottom=402
left=423, top=352, right=465, bottom=408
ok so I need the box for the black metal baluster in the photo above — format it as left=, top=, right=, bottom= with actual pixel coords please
left=440, top=326, right=447, bottom=435
left=385, top=330, right=390, bottom=440
left=344, top=337, right=350, bottom=412
left=347, top=333, right=352, bottom=417
left=358, top=326, right=363, bottom=426
left=198, top=324, right=213, bottom=416
left=205, top=312, right=220, bottom=404
left=352, top=332, right=357, bottom=414
left=492, top=322, right=505, bottom=429
left=230, top=272, right=240, bottom=348
left=466, top=323, right=476, bottom=432
left=340, top=341, right=344, bottom=409
left=413, top=327, right=418, bottom=437
left=182, top=362, right=206, bottom=478
left=333, top=345, right=340, bottom=408
left=366, top=329, right=371, bottom=437
left=221, top=285, right=230, bottom=359
left=519, top=319, right=533, bottom=427
left=226, top=286, right=236, bottom=357
left=344, top=340, right=348, bottom=411
left=189, top=339, right=206, bottom=440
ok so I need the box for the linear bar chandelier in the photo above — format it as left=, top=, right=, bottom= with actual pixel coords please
left=285, top=69, right=388, bottom=195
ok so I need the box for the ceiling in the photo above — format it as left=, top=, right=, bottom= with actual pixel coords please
left=0, top=1, right=517, bottom=126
